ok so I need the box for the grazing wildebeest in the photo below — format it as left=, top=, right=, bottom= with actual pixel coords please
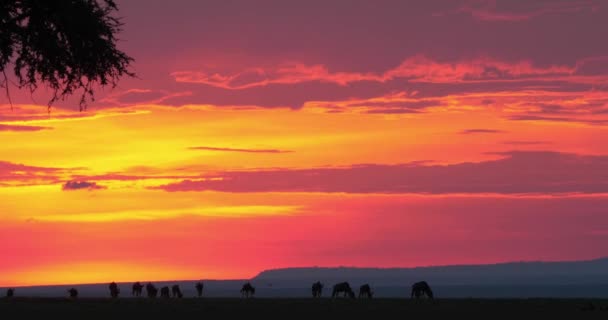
left=579, top=302, right=596, bottom=311
left=240, top=282, right=255, bottom=298
left=6, top=288, right=14, bottom=298
left=359, top=284, right=373, bottom=299
left=132, top=282, right=144, bottom=297
left=68, top=288, right=79, bottom=298
left=311, top=281, right=323, bottom=298
left=332, top=282, right=355, bottom=299
left=411, top=281, right=434, bottom=300
left=195, top=281, right=204, bottom=297
left=171, top=284, right=183, bottom=298
left=109, top=282, right=120, bottom=298
left=160, top=286, right=170, bottom=298
left=146, top=283, right=158, bottom=298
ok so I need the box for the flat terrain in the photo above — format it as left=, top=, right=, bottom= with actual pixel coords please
left=1, top=298, right=607, bottom=319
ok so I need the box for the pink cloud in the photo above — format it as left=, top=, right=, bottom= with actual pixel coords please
left=171, top=63, right=380, bottom=90
left=303, top=87, right=608, bottom=120
left=172, top=56, right=583, bottom=89
left=100, top=88, right=193, bottom=107
left=386, top=56, right=575, bottom=83
left=443, top=0, right=602, bottom=22
left=155, top=151, right=608, bottom=194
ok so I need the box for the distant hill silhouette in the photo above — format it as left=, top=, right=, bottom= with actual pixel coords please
left=253, top=257, right=608, bottom=287
left=6, top=258, right=608, bottom=298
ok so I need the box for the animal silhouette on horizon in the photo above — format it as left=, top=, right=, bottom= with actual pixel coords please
left=332, top=282, right=355, bottom=299
left=109, top=282, right=120, bottom=298
left=240, top=282, right=255, bottom=298
left=160, top=286, right=170, bottom=298
left=68, top=288, right=79, bottom=299
left=171, top=284, right=183, bottom=298
left=145, top=283, right=158, bottom=298
left=6, top=288, right=14, bottom=298
left=311, top=281, right=323, bottom=298
left=195, top=281, right=204, bottom=297
left=411, top=281, right=434, bottom=300
left=359, top=284, right=373, bottom=299
left=132, top=282, right=144, bottom=297
left=579, top=302, right=597, bottom=311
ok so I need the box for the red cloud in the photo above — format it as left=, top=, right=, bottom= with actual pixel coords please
left=0, top=161, right=64, bottom=186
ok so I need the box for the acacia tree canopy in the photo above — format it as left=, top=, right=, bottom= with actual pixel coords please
left=0, top=0, right=134, bottom=111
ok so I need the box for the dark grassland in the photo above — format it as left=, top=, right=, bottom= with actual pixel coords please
left=1, top=298, right=608, bottom=319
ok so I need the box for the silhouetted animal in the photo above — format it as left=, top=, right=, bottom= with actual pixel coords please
left=68, top=288, right=79, bottom=298
left=160, top=286, right=170, bottom=298
left=411, top=281, right=434, bottom=299
left=332, top=282, right=355, bottom=299
left=171, top=284, right=183, bottom=298
left=146, top=283, right=158, bottom=298
left=132, top=282, right=144, bottom=297
left=240, top=282, right=255, bottom=298
left=359, top=284, right=373, bottom=299
left=311, top=281, right=323, bottom=298
left=195, top=281, right=204, bottom=297
left=109, top=282, right=120, bottom=298
left=579, top=302, right=596, bottom=311
left=6, top=288, right=14, bottom=298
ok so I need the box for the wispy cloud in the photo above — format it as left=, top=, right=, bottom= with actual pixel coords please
left=438, top=0, right=602, bottom=22
left=0, top=161, right=65, bottom=186
left=100, top=89, right=193, bottom=107
left=508, top=115, right=608, bottom=125
left=171, top=56, right=586, bottom=90
left=502, top=140, right=550, bottom=145
left=459, top=129, right=506, bottom=134
left=189, top=146, right=293, bottom=153
left=34, top=205, right=300, bottom=222
left=0, top=124, right=51, bottom=131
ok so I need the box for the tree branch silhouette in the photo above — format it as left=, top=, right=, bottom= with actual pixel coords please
left=0, top=0, right=134, bottom=111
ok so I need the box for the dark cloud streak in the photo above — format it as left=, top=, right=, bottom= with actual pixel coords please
left=155, top=151, right=608, bottom=194
left=62, top=180, right=106, bottom=191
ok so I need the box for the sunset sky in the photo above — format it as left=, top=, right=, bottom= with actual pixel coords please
left=2, top=0, right=608, bottom=287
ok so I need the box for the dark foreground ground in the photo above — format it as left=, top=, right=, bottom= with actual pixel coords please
left=2, top=298, right=608, bottom=319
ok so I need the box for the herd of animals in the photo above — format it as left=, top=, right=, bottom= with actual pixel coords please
left=3, top=280, right=434, bottom=300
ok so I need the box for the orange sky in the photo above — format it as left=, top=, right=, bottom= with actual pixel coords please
left=1, top=0, right=608, bottom=287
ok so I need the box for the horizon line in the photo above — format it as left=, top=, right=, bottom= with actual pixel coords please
left=3, top=255, right=607, bottom=289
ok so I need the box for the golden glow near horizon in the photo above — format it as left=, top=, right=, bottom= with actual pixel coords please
left=1, top=102, right=607, bottom=286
